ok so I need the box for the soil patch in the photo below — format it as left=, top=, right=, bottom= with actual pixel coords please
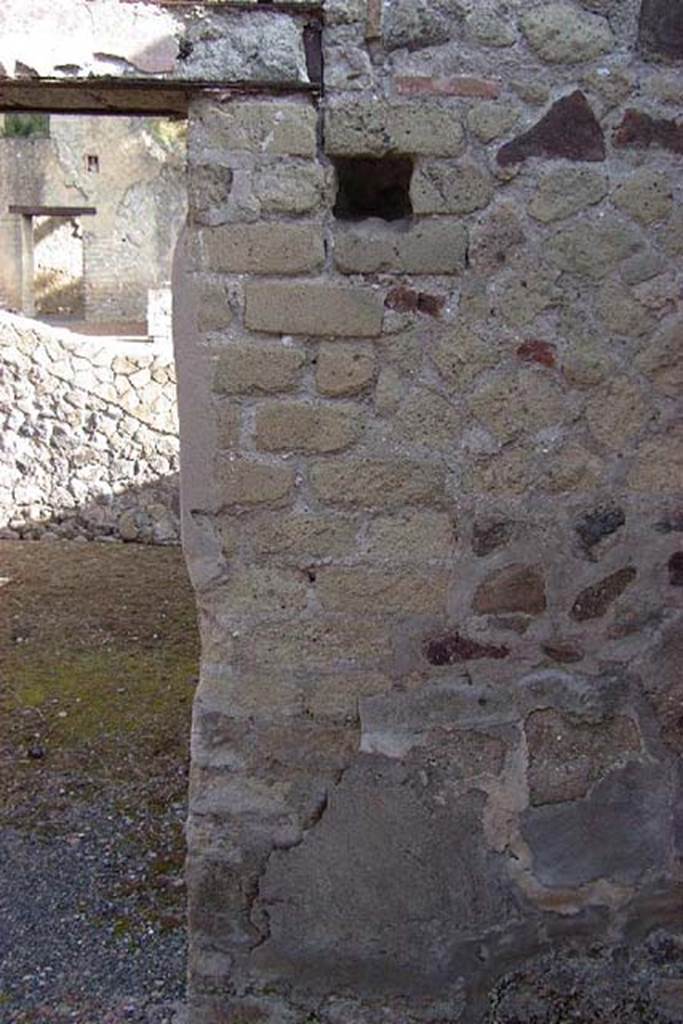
left=0, top=540, right=198, bottom=1023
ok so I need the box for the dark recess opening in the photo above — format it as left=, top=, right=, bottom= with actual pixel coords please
left=333, top=155, right=413, bottom=221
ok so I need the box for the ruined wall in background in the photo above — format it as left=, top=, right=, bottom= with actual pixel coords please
left=180, top=0, right=683, bottom=1021
left=0, top=115, right=186, bottom=324
left=0, top=312, right=179, bottom=543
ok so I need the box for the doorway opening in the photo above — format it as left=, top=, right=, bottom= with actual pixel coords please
left=0, top=99, right=197, bottom=1024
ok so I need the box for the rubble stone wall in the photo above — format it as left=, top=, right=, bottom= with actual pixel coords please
left=177, top=1, right=683, bottom=1021
left=0, top=312, right=180, bottom=543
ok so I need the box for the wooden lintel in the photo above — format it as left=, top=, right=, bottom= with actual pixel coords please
left=0, top=77, right=318, bottom=119
left=9, top=205, right=97, bottom=217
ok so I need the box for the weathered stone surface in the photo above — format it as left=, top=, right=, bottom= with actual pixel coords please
left=245, top=283, right=384, bottom=337
left=542, top=641, right=585, bottom=665
left=528, top=167, right=608, bottom=223
left=629, top=431, right=683, bottom=494
left=365, top=512, right=456, bottom=562
left=613, top=169, right=673, bottom=224
left=424, top=631, right=509, bottom=664
left=215, top=401, right=240, bottom=450
left=570, top=567, right=637, bottom=621
left=217, top=566, right=308, bottom=618
left=196, top=101, right=317, bottom=157
left=467, top=101, right=520, bottom=143
left=526, top=708, right=641, bottom=805
left=547, top=217, right=640, bottom=281
left=316, top=343, right=376, bottom=397
left=411, top=162, right=495, bottom=215
left=430, top=326, right=500, bottom=392
left=473, top=565, right=546, bottom=616
left=215, top=457, right=294, bottom=508
left=317, top=567, right=449, bottom=615
left=333, top=220, right=468, bottom=275
left=596, top=282, right=654, bottom=338
left=516, top=340, right=557, bottom=368
left=582, top=65, right=635, bottom=107
left=498, top=91, right=605, bottom=166
left=382, top=0, right=460, bottom=51
left=669, top=553, right=683, bottom=587
left=213, top=343, right=305, bottom=395
left=487, top=941, right=683, bottom=1022
left=254, top=401, right=363, bottom=454
left=466, top=8, right=516, bottom=47
left=496, top=264, right=562, bottom=327
left=325, top=99, right=465, bottom=157
left=614, top=109, right=683, bottom=155
left=255, top=760, right=520, bottom=988
left=310, top=459, right=445, bottom=510
left=249, top=512, right=358, bottom=561
left=520, top=5, right=614, bottom=64
left=636, top=322, right=683, bottom=398
left=639, top=0, right=683, bottom=62
left=470, top=371, right=567, bottom=442
left=253, top=163, right=328, bottom=214
left=389, top=387, right=462, bottom=450
left=472, top=520, right=515, bottom=558
left=575, top=504, right=625, bottom=557
left=0, top=313, right=179, bottom=543
left=200, top=223, right=324, bottom=275
left=522, top=761, right=669, bottom=887
left=197, top=277, right=233, bottom=333
left=586, top=377, right=648, bottom=448
left=468, top=204, right=525, bottom=272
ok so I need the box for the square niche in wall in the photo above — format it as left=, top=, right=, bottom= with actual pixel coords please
left=333, top=156, right=413, bottom=221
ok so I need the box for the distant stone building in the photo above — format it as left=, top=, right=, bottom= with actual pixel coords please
left=0, top=113, right=186, bottom=327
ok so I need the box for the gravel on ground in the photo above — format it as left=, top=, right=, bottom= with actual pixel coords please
left=0, top=540, right=198, bottom=1024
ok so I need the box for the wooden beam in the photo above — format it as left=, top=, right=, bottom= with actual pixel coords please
left=9, top=205, right=97, bottom=217
left=0, top=78, right=317, bottom=118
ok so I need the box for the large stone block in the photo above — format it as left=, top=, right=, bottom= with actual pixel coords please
left=249, top=512, right=359, bottom=561
left=316, top=567, right=449, bottom=615
left=612, top=169, right=673, bottom=225
left=546, top=217, right=641, bottom=281
left=325, top=99, right=465, bottom=157
left=365, top=511, right=457, bottom=562
left=245, top=282, right=384, bottom=337
left=253, top=163, right=328, bottom=214
left=215, top=457, right=295, bottom=508
left=213, top=342, right=305, bottom=395
left=200, top=223, right=324, bottom=275
left=196, top=100, right=317, bottom=156
left=528, top=167, right=608, bottom=223
left=315, top=343, right=377, bottom=397
left=411, top=162, right=495, bottom=215
left=333, top=219, right=468, bottom=275
left=254, top=401, right=364, bottom=453
left=310, top=458, right=446, bottom=509
left=520, top=4, right=614, bottom=64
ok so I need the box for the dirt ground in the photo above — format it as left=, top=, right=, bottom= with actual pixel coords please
left=0, top=540, right=199, bottom=1023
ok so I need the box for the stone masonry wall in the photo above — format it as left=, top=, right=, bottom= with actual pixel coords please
left=0, top=312, right=179, bottom=543
left=177, top=1, right=683, bottom=1022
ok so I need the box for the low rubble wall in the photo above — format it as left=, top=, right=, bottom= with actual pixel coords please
left=0, top=312, right=180, bottom=543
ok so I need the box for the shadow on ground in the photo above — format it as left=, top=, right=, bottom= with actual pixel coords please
left=0, top=540, right=198, bottom=1023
